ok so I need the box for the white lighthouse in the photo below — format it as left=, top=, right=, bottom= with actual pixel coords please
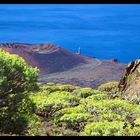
left=77, top=47, right=81, bottom=55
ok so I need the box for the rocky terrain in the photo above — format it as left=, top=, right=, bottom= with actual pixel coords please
left=40, top=58, right=126, bottom=88
left=0, top=42, right=126, bottom=88
left=118, top=59, right=140, bottom=103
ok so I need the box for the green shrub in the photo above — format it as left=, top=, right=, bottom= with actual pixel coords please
left=59, top=113, right=92, bottom=131
left=80, top=97, right=140, bottom=122
left=100, top=110, right=125, bottom=121
left=134, top=118, right=140, bottom=126
left=60, top=113, right=91, bottom=123
left=39, top=84, right=78, bottom=94
left=30, top=83, right=140, bottom=136
left=31, top=91, right=80, bottom=119
left=58, top=84, right=77, bottom=92
left=0, top=49, right=39, bottom=134
left=39, top=85, right=61, bottom=94
left=53, top=104, right=87, bottom=123
left=46, top=82, right=55, bottom=86
left=98, top=81, right=119, bottom=93
left=26, top=114, right=42, bottom=136
left=80, top=120, right=124, bottom=136
left=76, top=88, right=102, bottom=98
left=86, top=93, right=108, bottom=101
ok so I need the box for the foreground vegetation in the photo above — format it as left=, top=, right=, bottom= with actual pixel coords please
left=28, top=83, right=140, bottom=136
left=0, top=49, right=140, bottom=136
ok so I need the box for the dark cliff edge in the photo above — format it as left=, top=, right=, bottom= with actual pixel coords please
left=118, top=59, right=140, bottom=103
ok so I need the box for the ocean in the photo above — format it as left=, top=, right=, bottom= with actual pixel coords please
left=0, top=4, right=140, bottom=63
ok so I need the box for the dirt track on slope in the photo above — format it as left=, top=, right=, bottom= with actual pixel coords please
left=39, top=57, right=126, bottom=89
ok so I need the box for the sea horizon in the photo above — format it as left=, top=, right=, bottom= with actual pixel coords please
left=0, top=4, right=140, bottom=63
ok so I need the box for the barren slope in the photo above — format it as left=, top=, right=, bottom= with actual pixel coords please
left=0, top=42, right=88, bottom=74
left=40, top=58, right=126, bottom=88
left=0, top=42, right=126, bottom=88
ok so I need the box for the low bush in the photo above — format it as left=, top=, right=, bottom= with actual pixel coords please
left=59, top=113, right=92, bottom=131
left=76, top=88, right=102, bottom=98
left=30, top=91, right=80, bottom=119
left=80, top=120, right=124, bottom=136
left=98, top=81, right=119, bottom=93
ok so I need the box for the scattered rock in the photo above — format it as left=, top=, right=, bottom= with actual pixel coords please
left=111, top=58, right=119, bottom=63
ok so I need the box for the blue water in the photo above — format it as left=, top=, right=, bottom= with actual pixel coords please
left=0, top=4, right=140, bottom=63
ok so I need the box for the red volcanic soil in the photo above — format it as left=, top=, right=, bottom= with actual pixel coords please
left=0, top=42, right=88, bottom=74
left=0, top=42, right=126, bottom=88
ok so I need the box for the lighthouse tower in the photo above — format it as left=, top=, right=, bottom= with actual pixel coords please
left=77, top=47, right=81, bottom=55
